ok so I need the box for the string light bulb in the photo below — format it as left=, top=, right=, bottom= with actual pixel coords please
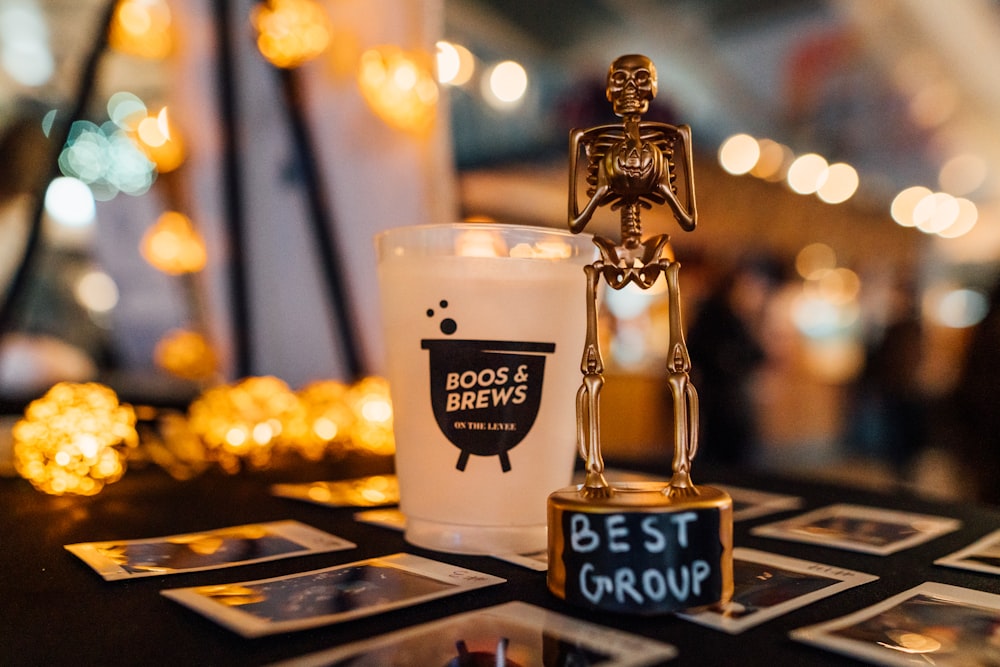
left=141, top=211, right=207, bottom=275
left=358, top=46, right=438, bottom=135
left=252, top=0, right=331, bottom=69
left=154, top=329, right=218, bottom=381
left=287, top=380, right=356, bottom=460
left=187, top=376, right=302, bottom=473
left=13, top=382, right=138, bottom=496
left=134, top=106, right=185, bottom=173
left=108, top=0, right=173, bottom=60
left=347, top=376, right=395, bottom=456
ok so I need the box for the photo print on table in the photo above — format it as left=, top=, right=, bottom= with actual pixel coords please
left=750, top=504, right=960, bottom=555
left=271, top=474, right=399, bottom=508
left=714, top=485, right=803, bottom=522
left=791, top=582, right=1000, bottom=666
left=270, top=601, right=676, bottom=667
left=677, top=548, right=878, bottom=634
left=935, top=527, right=1000, bottom=575
left=160, top=553, right=505, bottom=638
left=65, top=520, right=356, bottom=581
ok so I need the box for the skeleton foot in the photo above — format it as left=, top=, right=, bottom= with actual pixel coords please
left=663, top=472, right=699, bottom=499
left=581, top=471, right=613, bottom=499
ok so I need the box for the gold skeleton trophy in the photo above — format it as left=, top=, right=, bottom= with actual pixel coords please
left=547, top=55, right=733, bottom=614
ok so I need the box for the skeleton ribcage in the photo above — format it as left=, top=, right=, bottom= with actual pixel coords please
left=583, top=127, right=678, bottom=209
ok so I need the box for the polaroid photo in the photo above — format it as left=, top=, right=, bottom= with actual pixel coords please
left=161, top=552, right=506, bottom=638
left=271, top=475, right=399, bottom=508
left=271, top=601, right=676, bottom=667
left=935, top=528, right=1000, bottom=575
left=750, top=503, right=960, bottom=555
left=715, top=485, right=803, bottom=522
left=65, top=520, right=356, bottom=581
left=353, top=508, right=406, bottom=531
left=493, top=549, right=548, bottom=572
left=791, top=582, right=1000, bottom=666
left=677, top=548, right=878, bottom=634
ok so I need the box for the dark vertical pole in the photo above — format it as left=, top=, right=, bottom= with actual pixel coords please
left=276, top=68, right=365, bottom=380
left=212, top=0, right=253, bottom=378
left=0, top=1, right=117, bottom=345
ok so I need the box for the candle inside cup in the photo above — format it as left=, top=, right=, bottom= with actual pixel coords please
left=376, top=223, right=594, bottom=554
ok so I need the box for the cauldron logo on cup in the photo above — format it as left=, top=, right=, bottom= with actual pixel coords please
left=421, top=338, right=554, bottom=473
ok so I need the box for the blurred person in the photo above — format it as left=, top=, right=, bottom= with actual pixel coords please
left=848, top=280, right=927, bottom=473
left=950, top=281, right=1000, bottom=505
left=686, top=255, right=783, bottom=467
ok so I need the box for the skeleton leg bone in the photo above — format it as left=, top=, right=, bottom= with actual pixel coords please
left=579, top=263, right=611, bottom=497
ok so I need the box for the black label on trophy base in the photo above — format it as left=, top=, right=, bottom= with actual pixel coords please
left=421, top=339, right=554, bottom=472
left=560, top=506, right=724, bottom=614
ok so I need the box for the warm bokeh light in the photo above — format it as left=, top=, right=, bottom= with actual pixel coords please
left=786, top=153, right=829, bottom=195
left=252, top=0, right=331, bottom=68
left=287, top=380, right=356, bottom=460
left=141, top=211, right=208, bottom=275
left=890, top=186, right=932, bottom=227
left=908, top=79, right=959, bottom=129
left=791, top=288, right=860, bottom=339
left=348, top=376, right=395, bottom=456
left=135, top=107, right=185, bottom=173
left=936, top=197, right=978, bottom=239
left=482, top=60, right=528, bottom=108
left=718, top=133, right=760, bottom=175
left=795, top=242, right=837, bottom=280
left=12, top=382, right=137, bottom=496
left=890, top=185, right=978, bottom=238
left=358, top=45, right=438, bottom=135
left=154, top=329, right=218, bottom=381
left=913, top=191, right=959, bottom=234
left=109, top=0, right=173, bottom=60
left=938, top=154, right=988, bottom=196
left=436, top=40, right=475, bottom=86
left=817, top=267, right=861, bottom=305
left=816, top=162, right=859, bottom=204
left=750, top=138, right=791, bottom=181
left=187, top=376, right=303, bottom=472
left=74, top=270, right=119, bottom=314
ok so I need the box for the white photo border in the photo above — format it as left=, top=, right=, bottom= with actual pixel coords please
left=160, top=552, right=506, bottom=638
left=715, top=485, right=804, bottom=522
left=677, top=547, right=878, bottom=634
left=935, top=527, right=1000, bottom=575
left=65, top=520, right=356, bottom=581
left=791, top=582, right=1000, bottom=666
left=750, top=503, right=960, bottom=555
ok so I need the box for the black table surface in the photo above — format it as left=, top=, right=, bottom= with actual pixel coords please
left=2, top=453, right=999, bottom=666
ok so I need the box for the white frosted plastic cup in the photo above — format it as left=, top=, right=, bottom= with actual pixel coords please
left=376, top=223, right=595, bottom=554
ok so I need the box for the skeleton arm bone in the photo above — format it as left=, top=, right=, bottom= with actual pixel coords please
left=568, top=125, right=619, bottom=234
left=653, top=123, right=698, bottom=232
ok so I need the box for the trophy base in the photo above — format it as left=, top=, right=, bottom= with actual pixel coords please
left=404, top=516, right=547, bottom=555
left=547, top=481, right=733, bottom=614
